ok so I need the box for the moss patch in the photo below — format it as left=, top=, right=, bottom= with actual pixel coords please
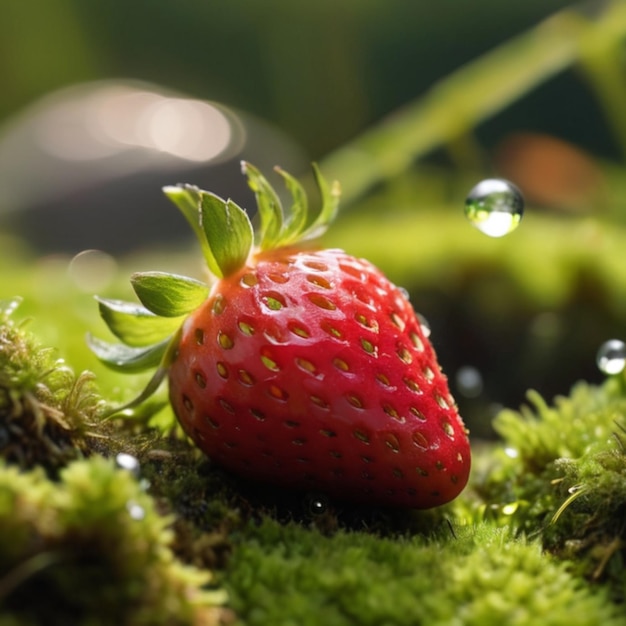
left=222, top=519, right=620, bottom=626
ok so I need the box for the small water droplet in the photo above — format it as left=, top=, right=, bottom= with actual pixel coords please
left=596, top=339, right=626, bottom=375
left=501, top=502, right=519, bottom=516
left=465, top=179, right=524, bottom=237
left=126, top=500, right=146, bottom=520
left=0, top=297, right=22, bottom=317
left=305, top=493, right=329, bottom=516
left=455, top=365, right=484, bottom=398
left=115, top=453, right=140, bottom=476
left=68, top=249, right=117, bottom=292
left=504, top=447, right=519, bottom=459
left=417, top=313, right=431, bottom=337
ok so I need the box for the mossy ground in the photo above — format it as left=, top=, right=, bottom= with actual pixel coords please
left=3, top=210, right=626, bottom=624
left=6, top=202, right=626, bottom=626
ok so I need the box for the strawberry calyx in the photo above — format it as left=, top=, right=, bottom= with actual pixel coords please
left=88, top=163, right=340, bottom=414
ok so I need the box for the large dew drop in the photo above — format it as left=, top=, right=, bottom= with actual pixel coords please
left=465, top=178, right=524, bottom=237
left=596, top=339, right=626, bottom=375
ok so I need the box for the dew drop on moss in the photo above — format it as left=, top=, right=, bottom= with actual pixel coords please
left=596, top=339, right=626, bottom=375
left=126, top=500, right=146, bottom=520
left=115, top=453, right=140, bottom=477
left=465, top=178, right=524, bottom=237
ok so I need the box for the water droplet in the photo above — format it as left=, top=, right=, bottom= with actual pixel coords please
left=115, top=453, right=140, bottom=476
left=417, top=313, right=431, bottom=337
left=0, top=297, right=22, bottom=317
left=305, top=493, right=329, bottom=516
left=596, top=339, right=626, bottom=375
left=126, top=500, right=146, bottom=520
left=455, top=365, right=484, bottom=398
left=504, top=447, right=519, bottom=459
left=501, top=502, right=519, bottom=516
left=68, top=249, right=117, bottom=292
left=465, top=179, right=524, bottom=237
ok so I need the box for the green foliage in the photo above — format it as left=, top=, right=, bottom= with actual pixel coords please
left=0, top=297, right=103, bottom=473
left=8, top=4, right=626, bottom=621
left=198, top=193, right=254, bottom=278
left=223, top=519, right=621, bottom=626
left=479, top=376, right=626, bottom=601
left=96, top=297, right=184, bottom=347
left=89, top=163, right=339, bottom=420
left=130, top=272, right=209, bottom=318
left=0, top=457, right=225, bottom=626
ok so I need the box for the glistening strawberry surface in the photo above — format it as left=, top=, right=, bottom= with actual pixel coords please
left=170, top=248, right=469, bottom=508
left=90, top=163, right=470, bottom=509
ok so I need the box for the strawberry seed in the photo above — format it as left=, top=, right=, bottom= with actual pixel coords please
left=218, top=332, right=234, bottom=349
left=238, top=320, right=255, bottom=335
left=237, top=369, right=255, bottom=386
left=260, top=352, right=280, bottom=371
left=306, top=275, right=332, bottom=289
left=353, top=429, right=370, bottom=444
left=412, top=431, right=429, bottom=449
left=212, top=294, right=226, bottom=314
left=268, top=384, right=288, bottom=401
left=319, top=428, right=337, bottom=438
left=240, top=273, right=258, bottom=287
left=288, top=321, right=310, bottom=338
left=308, top=293, right=336, bottom=310
left=385, top=434, right=401, bottom=452
left=268, top=272, right=289, bottom=284
left=296, top=358, right=317, bottom=375
left=332, top=357, right=350, bottom=372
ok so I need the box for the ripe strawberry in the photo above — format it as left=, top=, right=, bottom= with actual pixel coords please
left=90, top=163, right=470, bottom=508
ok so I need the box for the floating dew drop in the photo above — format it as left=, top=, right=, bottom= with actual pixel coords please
left=455, top=365, right=484, bottom=398
left=596, top=339, right=626, bottom=375
left=306, top=494, right=329, bottom=516
left=465, top=178, right=524, bottom=237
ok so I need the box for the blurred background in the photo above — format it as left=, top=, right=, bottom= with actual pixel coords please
left=3, top=0, right=626, bottom=436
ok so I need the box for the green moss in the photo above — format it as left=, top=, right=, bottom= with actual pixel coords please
left=0, top=297, right=106, bottom=473
left=222, top=518, right=620, bottom=626
left=0, top=457, right=225, bottom=626
left=6, top=203, right=626, bottom=622
left=479, top=376, right=626, bottom=600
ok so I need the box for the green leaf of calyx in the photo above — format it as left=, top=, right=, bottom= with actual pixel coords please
left=199, top=192, right=254, bottom=278
left=242, top=161, right=284, bottom=250
left=131, top=272, right=208, bottom=317
left=87, top=335, right=170, bottom=373
left=96, top=298, right=185, bottom=347
left=96, top=327, right=182, bottom=419
left=163, top=185, right=220, bottom=275
left=275, top=166, right=308, bottom=247
left=300, top=163, right=341, bottom=241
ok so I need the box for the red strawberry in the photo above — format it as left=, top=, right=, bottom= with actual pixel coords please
left=90, top=163, right=470, bottom=508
